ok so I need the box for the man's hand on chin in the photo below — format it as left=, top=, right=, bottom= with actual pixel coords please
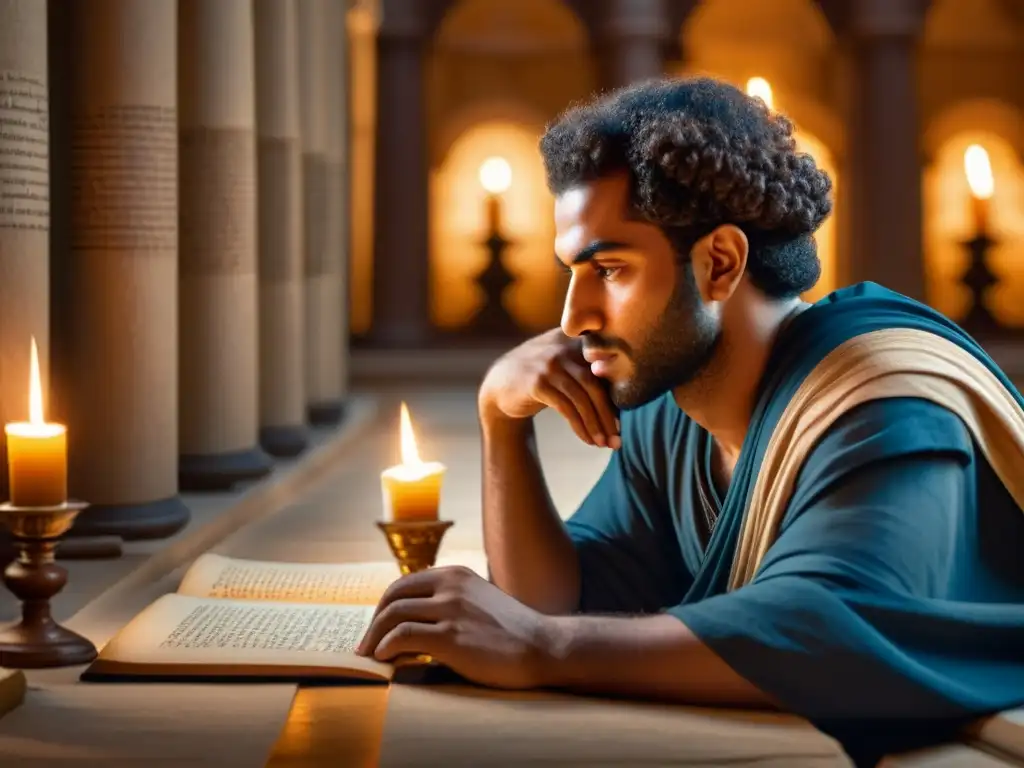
left=355, top=565, right=559, bottom=690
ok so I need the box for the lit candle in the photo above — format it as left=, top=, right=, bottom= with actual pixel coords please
left=5, top=337, right=67, bottom=508
left=479, top=156, right=512, bottom=235
left=745, top=76, right=774, bottom=110
left=380, top=402, right=446, bottom=522
left=964, top=144, right=994, bottom=235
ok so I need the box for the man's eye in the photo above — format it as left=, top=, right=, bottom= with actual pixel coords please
left=596, top=265, right=621, bottom=279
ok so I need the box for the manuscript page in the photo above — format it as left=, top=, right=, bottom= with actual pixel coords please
left=177, top=552, right=401, bottom=605
left=93, top=593, right=390, bottom=679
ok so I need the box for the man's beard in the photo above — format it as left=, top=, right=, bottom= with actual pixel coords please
left=584, top=265, right=722, bottom=411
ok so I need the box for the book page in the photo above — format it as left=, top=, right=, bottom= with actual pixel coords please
left=177, top=552, right=401, bottom=605
left=97, top=593, right=390, bottom=678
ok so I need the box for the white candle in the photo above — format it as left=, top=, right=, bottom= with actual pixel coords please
left=380, top=402, right=446, bottom=522
left=5, top=337, right=67, bottom=507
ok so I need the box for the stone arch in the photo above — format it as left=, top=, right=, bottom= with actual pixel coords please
left=432, top=99, right=549, bottom=169
left=923, top=99, right=1024, bottom=165
left=434, top=0, right=588, bottom=52
left=922, top=100, right=1024, bottom=328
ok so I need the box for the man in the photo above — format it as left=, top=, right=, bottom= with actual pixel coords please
left=358, top=77, right=1024, bottom=764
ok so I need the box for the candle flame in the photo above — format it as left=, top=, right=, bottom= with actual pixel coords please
left=29, top=336, right=44, bottom=426
left=746, top=77, right=774, bottom=110
left=479, top=156, right=512, bottom=195
left=964, top=144, right=994, bottom=200
left=399, top=402, right=422, bottom=467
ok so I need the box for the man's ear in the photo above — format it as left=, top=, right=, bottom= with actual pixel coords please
left=689, top=224, right=749, bottom=303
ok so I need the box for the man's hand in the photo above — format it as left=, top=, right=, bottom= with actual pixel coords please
left=356, top=566, right=557, bottom=690
left=478, top=328, right=620, bottom=448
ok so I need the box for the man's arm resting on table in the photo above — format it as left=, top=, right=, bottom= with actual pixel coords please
left=535, top=612, right=776, bottom=709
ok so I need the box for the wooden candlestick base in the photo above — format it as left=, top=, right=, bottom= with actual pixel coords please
left=0, top=502, right=98, bottom=668
left=376, top=520, right=454, bottom=575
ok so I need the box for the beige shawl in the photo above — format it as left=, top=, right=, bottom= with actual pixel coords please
left=729, top=327, right=1024, bottom=591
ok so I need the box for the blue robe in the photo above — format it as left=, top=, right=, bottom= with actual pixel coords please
left=564, top=282, right=1024, bottom=766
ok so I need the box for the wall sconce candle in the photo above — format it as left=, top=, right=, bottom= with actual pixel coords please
left=959, top=143, right=1002, bottom=336
left=479, top=156, right=512, bottom=232
left=467, top=155, right=521, bottom=337
left=746, top=76, right=774, bottom=110
left=964, top=144, right=994, bottom=236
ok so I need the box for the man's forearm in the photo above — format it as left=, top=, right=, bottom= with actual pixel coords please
left=537, top=613, right=776, bottom=708
left=481, top=414, right=581, bottom=614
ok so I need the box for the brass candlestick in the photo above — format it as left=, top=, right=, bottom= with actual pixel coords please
left=0, top=501, right=98, bottom=668
left=376, top=520, right=454, bottom=575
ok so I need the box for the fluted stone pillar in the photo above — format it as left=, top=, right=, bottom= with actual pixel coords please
left=0, top=1, right=50, bottom=501
left=64, top=0, right=189, bottom=539
left=298, top=0, right=346, bottom=423
left=177, top=0, right=273, bottom=490
left=368, top=0, right=432, bottom=347
left=835, top=0, right=928, bottom=301
left=254, top=0, right=309, bottom=457
left=597, top=0, right=670, bottom=90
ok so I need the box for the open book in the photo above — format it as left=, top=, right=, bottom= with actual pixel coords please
left=80, top=552, right=470, bottom=684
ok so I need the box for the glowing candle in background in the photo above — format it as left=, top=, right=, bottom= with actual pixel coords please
left=746, top=76, right=774, bottom=110
left=479, top=155, right=512, bottom=232
left=380, top=402, right=446, bottom=522
left=5, top=337, right=67, bottom=507
left=964, top=144, right=994, bottom=236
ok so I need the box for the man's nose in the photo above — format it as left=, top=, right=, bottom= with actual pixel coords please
left=560, top=278, right=603, bottom=338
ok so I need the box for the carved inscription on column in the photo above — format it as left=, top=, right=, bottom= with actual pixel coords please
left=258, top=137, right=302, bottom=282
left=0, top=71, right=49, bottom=231
left=303, top=153, right=329, bottom=277
left=70, top=105, right=177, bottom=254
left=180, top=128, right=257, bottom=276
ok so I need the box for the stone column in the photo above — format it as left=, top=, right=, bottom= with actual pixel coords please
left=836, top=0, right=928, bottom=301
left=253, top=0, right=309, bottom=457
left=63, top=0, right=189, bottom=539
left=177, top=0, right=273, bottom=490
left=597, top=0, right=670, bottom=90
left=299, top=0, right=346, bottom=425
left=368, top=0, right=432, bottom=347
left=0, top=1, right=50, bottom=500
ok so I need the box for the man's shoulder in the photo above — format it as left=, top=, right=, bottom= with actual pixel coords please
left=807, top=396, right=975, bottom=474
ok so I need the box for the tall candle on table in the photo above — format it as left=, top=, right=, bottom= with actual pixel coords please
left=381, top=402, right=445, bottom=522
left=5, top=337, right=67, bottom=507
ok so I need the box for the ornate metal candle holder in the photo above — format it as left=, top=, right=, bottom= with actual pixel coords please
left=0, top=501, right=98, bottom=668
left=376, top=520, right=454, bottom=575
left=959, top=230, right=1004, bottom=337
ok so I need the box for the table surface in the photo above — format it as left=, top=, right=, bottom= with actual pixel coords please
left=267, top=687, right=388, bottom=768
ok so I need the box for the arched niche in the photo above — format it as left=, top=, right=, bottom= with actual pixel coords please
left=677, top=0, right=842, bottom=302
left=923, top=121, right=1024, bottom=327
left=347, top=3, right=378, bottom=336
left=430, top=114, right=564, bottom=332
left=427, top=0, right=591, bottom=335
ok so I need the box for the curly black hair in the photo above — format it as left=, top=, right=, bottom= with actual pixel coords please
left=539, top=76, right=834, bottom=298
